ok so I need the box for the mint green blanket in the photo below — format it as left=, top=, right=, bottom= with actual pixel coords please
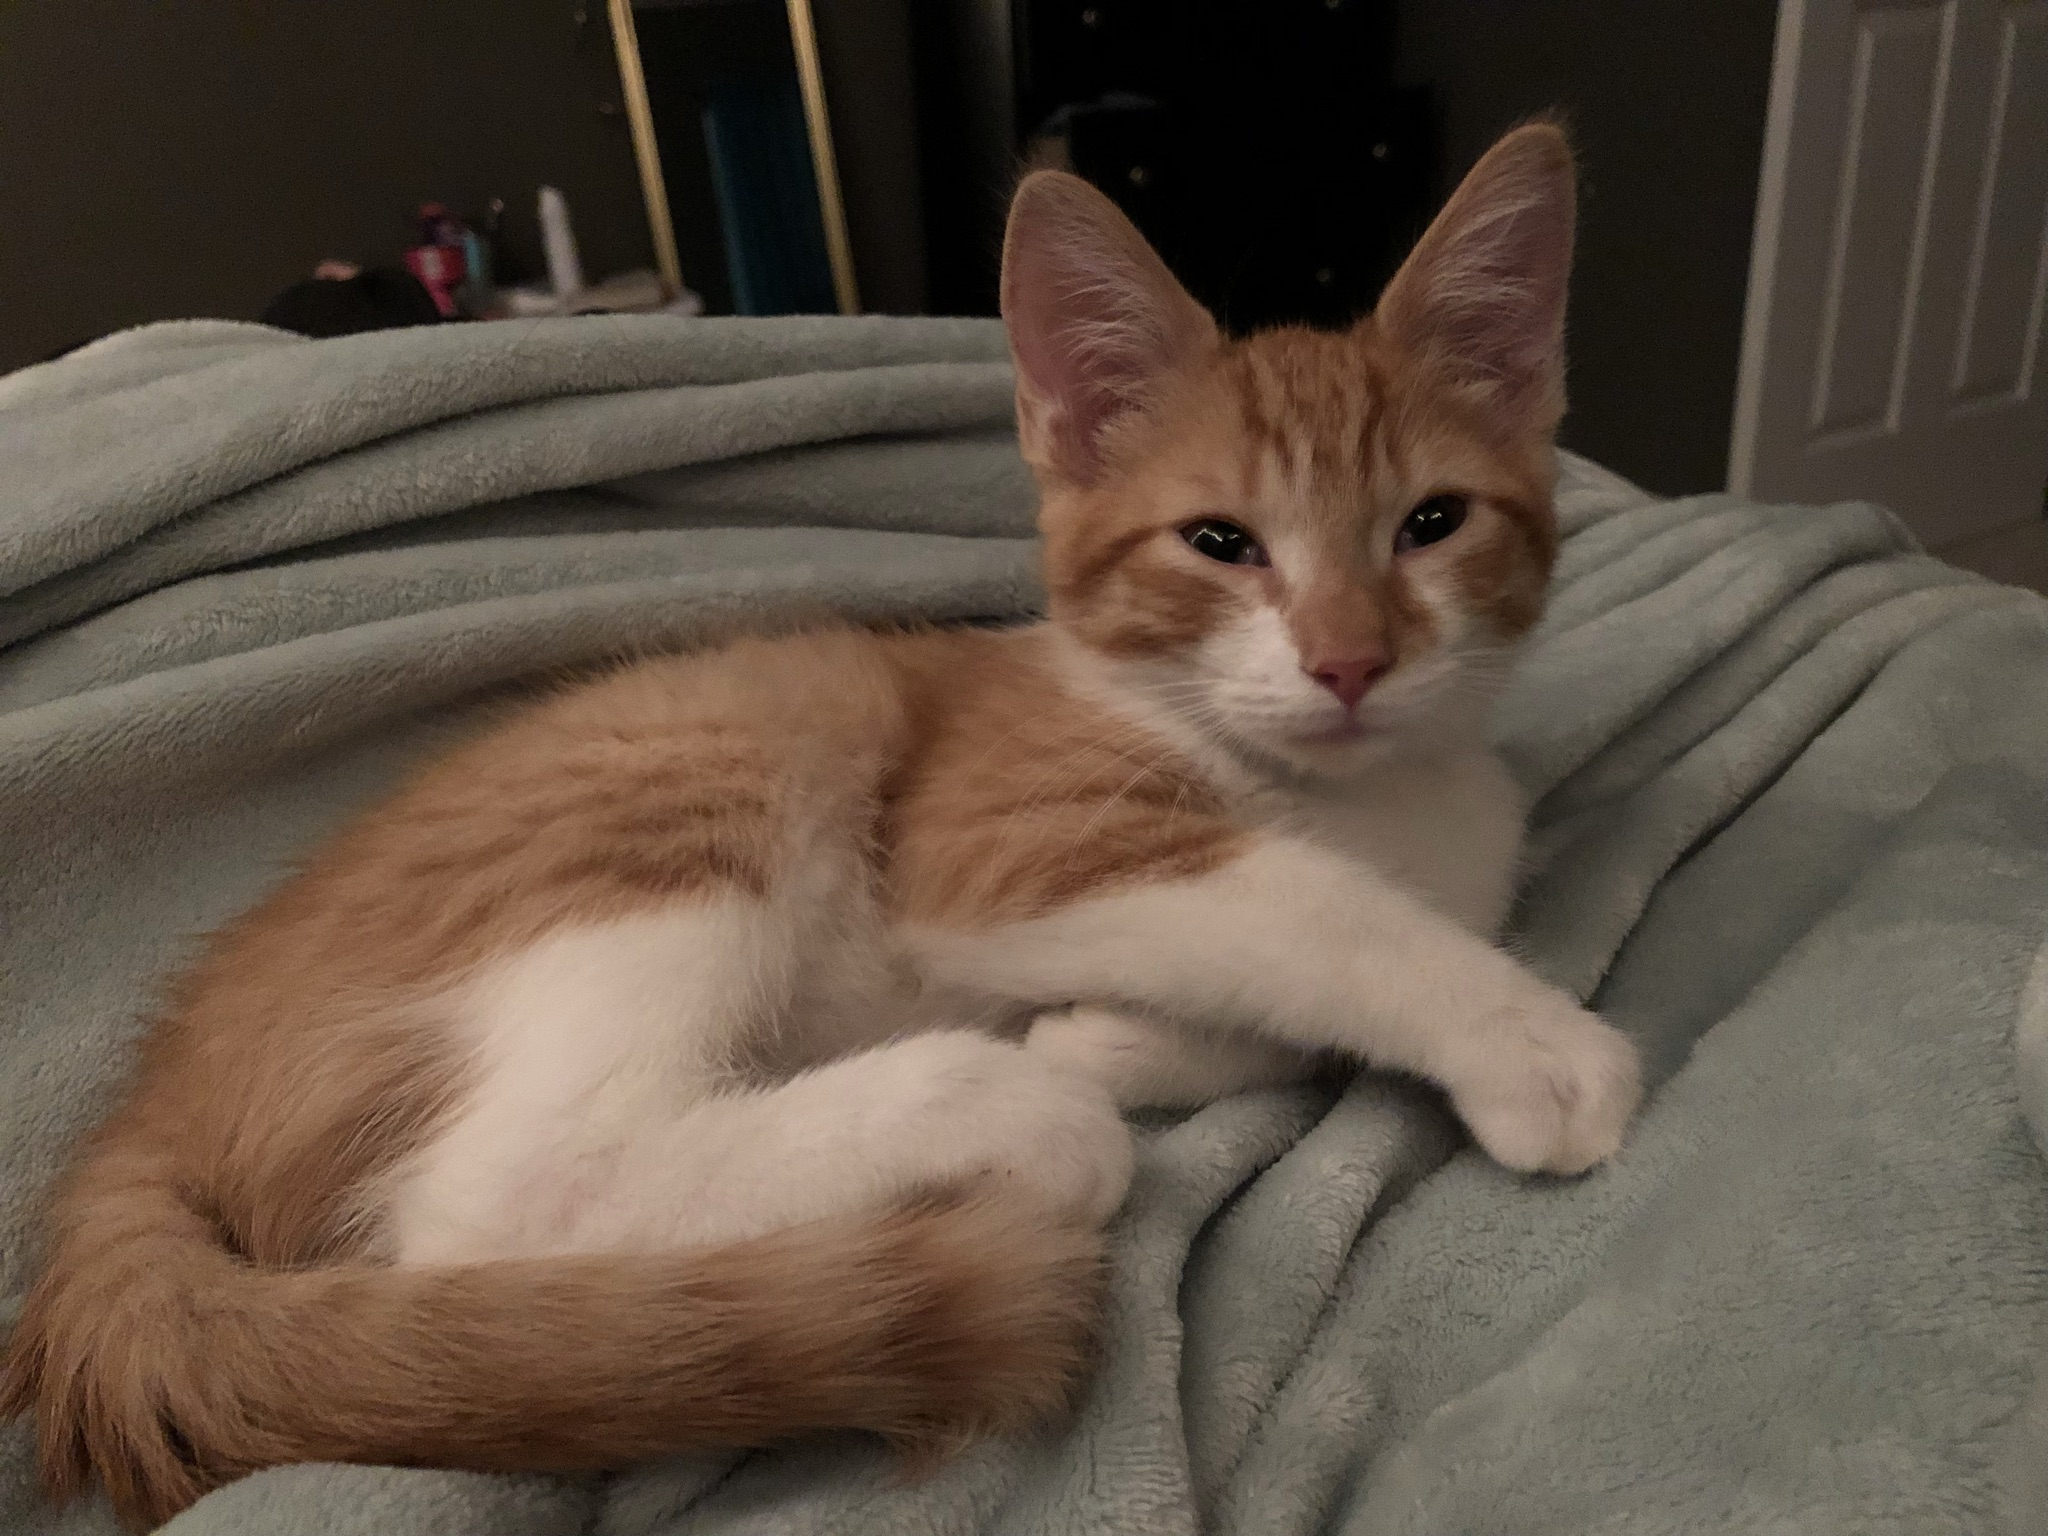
left=3, top=316, right=2044, bottom=1534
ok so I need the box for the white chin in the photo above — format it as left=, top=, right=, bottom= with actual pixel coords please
left=1244, top=721, right=1402, bottom=775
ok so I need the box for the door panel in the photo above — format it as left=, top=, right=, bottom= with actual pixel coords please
left=1731, top=0, right=2048, bottom=549
left=1951, top=3, right=2048, bottom=408
left=1809, top=2, right=1951, bottom=440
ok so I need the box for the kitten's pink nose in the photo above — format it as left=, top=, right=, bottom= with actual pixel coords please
left=1307, top=656, right=1389, bottom=711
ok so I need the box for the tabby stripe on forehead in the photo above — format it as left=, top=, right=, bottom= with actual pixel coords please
left=1313, top=375, right=1375, bottom=494
left=1224, top=339, right=1391, bottom=499
left=1353, top=352, right=1391, bottom=488
left=1225, top=351, right=1287, bottom=465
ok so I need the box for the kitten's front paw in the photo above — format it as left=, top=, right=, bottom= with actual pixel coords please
left=1026, top=1007, right=1162, bottom=1085
left=1450, top=998, right=1642, bottom=1175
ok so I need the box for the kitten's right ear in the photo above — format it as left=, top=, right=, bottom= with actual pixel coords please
left=1001, top=171, right=1217, bottom=485
left=1374, top=121, right=1577, bottom=436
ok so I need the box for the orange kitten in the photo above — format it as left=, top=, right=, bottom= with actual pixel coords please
left=1, top=123, right=1639, bottom=1529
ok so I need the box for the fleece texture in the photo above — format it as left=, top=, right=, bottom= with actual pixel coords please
left=1, top=315, right=2044, bottom=1535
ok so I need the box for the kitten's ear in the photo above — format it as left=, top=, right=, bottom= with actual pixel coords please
left=1001, top=170, right=1218, bottom=483
left=1374, top=121, right=1576, bottom=434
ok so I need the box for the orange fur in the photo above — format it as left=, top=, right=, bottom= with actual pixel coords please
left=2, top=124, right=1579, bottom=1528
left=1036, top=321, right=1560, bottom=668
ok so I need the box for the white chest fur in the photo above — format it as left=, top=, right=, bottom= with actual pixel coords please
left=1245, top=748, right=1527, bottom=936
left=1050, top=634, right=1529, bottom=939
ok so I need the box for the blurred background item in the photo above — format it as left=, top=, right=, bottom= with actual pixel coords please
left=5, top=0, right=2041, bottom=561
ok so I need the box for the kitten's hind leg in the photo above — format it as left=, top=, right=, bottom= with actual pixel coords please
left=1026, top=1007, right=1316, bottom=1110
left=394, top=1025, right=1134, bottom=1264
left=599, top=1029, right=1136, bottom=1253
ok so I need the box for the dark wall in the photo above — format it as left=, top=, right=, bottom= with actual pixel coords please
left=906, top=0, right=1015, bottom=316
left=0, top=0, right=655, bottom=372
left=3, top=0, right=1771, bottom=493
left=901, top=1, right=1777, bottom=494
left=810, top=0, right=929, bottom=314
left=1395, top=1, right=1779, bottom=495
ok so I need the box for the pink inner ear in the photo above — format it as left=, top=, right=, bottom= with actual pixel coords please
left=1426, top=189, right=1571, bottom=388
left=1004, top=238, right=1145, bottom=462
left=1376, top=127, right=1576, bottom=429
left=1001, top=173, right=1216, bottom=481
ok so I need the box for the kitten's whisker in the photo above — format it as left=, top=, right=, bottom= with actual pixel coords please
left=1060, top=756, right=1173, bottom=866
left=978, top=727, right=1182, bottom=885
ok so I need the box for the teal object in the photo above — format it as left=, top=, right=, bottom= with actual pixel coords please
left=701, top=76, right=836, bottom=316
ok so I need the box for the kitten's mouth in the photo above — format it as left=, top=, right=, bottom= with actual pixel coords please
left=1296, top=717, right=1378, bottom=745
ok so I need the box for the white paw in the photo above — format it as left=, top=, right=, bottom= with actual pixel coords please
left=894, top=1031, right=1136, bottom=1225
left=1448, top=998, right=1642, bottom=1175
left=1025, top=1007, right=1164, bottom=1085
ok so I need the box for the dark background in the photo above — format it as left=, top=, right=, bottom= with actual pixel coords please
left=0, top=0, right=652, bottom=363
left=1396, top=1, right=1779, bottom=497
left=0, top=0, right=1777, bottom=496
left=908, top=0, right=1780, bottom=495
left=632, top=0, right=820, bottom=318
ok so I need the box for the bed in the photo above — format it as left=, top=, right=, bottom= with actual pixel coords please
left=2, top=315, right=2044, bottom=1534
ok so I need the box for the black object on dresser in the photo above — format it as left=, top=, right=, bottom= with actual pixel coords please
left=910, top=0, right=1435, bottom=332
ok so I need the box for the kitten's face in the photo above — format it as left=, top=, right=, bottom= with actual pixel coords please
left=1038, top=327, right=1557, bottom=775
left=1003, top=124, right=1574, bottom=778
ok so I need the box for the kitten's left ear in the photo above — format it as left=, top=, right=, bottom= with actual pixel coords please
left=1374, top=121, right=1577, bottom=435
left=1001, top=170, right=1218, bottom=484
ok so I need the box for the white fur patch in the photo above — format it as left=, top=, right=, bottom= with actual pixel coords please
left=386, top=892, right=1135, bottom=1264
left=914, top=832, right=1639, bottom=1175
left=1194, top=603, right=1357, bottom=752
left=388, top=902, right=792, bottom=1263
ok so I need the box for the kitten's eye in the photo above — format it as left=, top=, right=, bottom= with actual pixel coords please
left=1179, top=519, right=1269, bottom=567
left=1395, top=494, right=1470, bottom=554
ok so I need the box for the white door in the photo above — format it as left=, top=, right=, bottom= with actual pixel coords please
left=1729, top=0, right=2048, bottom=550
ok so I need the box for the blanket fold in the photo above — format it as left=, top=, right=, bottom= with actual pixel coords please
left=2, top=316, right=2042, bottom=1536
